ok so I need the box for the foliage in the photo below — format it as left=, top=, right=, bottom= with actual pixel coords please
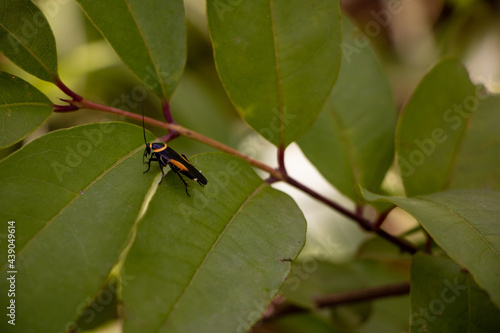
left=0, top=1, right=499, bottom=332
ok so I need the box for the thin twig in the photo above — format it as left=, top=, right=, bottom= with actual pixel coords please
left=355, top=204, right=364, bottom=218
left=277, top=145, right=287, bottom=175
left=285, top=176, right=418, bottom=254
left=262, top=282, right=411, bottom=324
left=54, top=78, right=82, bottom=101
left=56, top=97, right=419, bottom=254
left=315, top=282, right=411, bottom=308
left=162, top=100, right=175, bottom=124
left=424, top=231, right=433, bottom=254
left=59, top=98, right=284, bottom=180
left=373, top=209, right=391, bottom=230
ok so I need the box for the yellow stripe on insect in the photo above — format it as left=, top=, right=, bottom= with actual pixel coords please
left=151, top=143, right=167, bottom=153
left=169, top=159, right=189, bottom=172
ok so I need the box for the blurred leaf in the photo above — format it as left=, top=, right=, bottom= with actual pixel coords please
left=170, top=69, right=243, bottom=146
left=121, top=153, right=306, bottom=333
left=447, top=94, right=500, bottom=189
left=396, top=58, right=500, bottom=196
left=0, top=72, right=52, bottom=148
left=360, top=188, right=500, bottom=308
left=283, top=260, right=369, bottom=309
left=357, top=237, right=413, bottom=261
left=269, top=313, right=342, bottom=333
left=410, top=254, right=500, bottom=332
left=358, top=295, right=410, bottom=333
left=282, top=259, right=409, bottom=331
left=207, top=0, right=341, bottom=147
left=0, top=0, right=59, bottom=82
left=0, top=122, right=157, bottom=333
left=298, top=18, right=396, bottom=202
left=73, top=276, right=119, bottom=331
left=76, top=0, right=186, bottom=100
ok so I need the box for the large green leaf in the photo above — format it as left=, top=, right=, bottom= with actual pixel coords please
left=411, top=254, right=500, bottom=332
left=76, top=0, right=186, bottom=100
left=0, top=122, right=157, bottom=333
left=207, top=0, right=342, bottom=147
left=0, top=0, right=59, bottom=82
left=121, top=153, right=306, bottom=333
left=298, top=19, right=396, bottom=202
left=0, top=72, right=52, bottom=148
left=396, top=58, right=500, bottom=196
left=360, top=188, right=500, bottom=308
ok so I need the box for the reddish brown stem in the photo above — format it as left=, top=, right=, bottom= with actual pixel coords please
left=66, top=98, right=283, bottom=180
left=54, top=78, right=82, bottom=101
left=285, top=176, right=418, bottom=254
left=59, top=97, right=419, bottom=254
left=424, top=231, right=433, bottom=254
left=162, top=100, right=175, bottom=124
left=315, top=282, right=411, bottom=308
left=277, top=145, right=287, bottom=175
left=373, top=209, right=391, bottom=230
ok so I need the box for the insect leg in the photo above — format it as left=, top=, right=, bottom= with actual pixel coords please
left=144, top=156, right=158, bottom=174
left=157, top=160, right=166, bottom=185
left=170, top=167, right=190, bottom=196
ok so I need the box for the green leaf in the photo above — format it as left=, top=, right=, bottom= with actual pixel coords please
left=0, top=72, right=53, bottom=148
left=269, top=313, right=342, bottom=333
left=396, top=58, right=500, bottom=196
left=73, top=276, right=119, bottom=331
left=76, top=0, right=186, bottom=100
left=169, top=69, right=243, bottom=145
left=360, top=188, right=500, bottom=308
left=357, top=237, right=413, bottom=261
left=298, top=18, right=396, bottom=202
left=121, top=153, right=306, bottom=333
left=282, top=259, right=409, bottom=331
left=0, top=0, right=59, bottom=82
left=282, top=259, right=408, bottom=306
left=207, top=0, right=342, bottom=147
left=447, top=94, right=500, bottom=190
left=410, top=254, right=500, bottom=332
left=0, top=122, right=157, bottom=333
left=358, top=295, right=410, bottom=333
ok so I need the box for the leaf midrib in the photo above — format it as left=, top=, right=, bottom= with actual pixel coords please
left=269, top=1, right=285, bottom=146
left=157, top=182, right=267, bottom=330
left=0, top=102, right=50, bottom=108
left=122, top=0, right=168, bottom=99
left=0, top=12, right=56, bottom=80
left=0, top=144, right=145, bottom=273
left=328, top=104, right=358, bottom=189
left=417, top=195, right=499, bottom=259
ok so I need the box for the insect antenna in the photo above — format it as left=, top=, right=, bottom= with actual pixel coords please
left=142, top=85, right=147, bottom=145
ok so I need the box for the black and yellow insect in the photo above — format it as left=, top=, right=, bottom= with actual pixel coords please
left=142, top=109, right=207, bottom=196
